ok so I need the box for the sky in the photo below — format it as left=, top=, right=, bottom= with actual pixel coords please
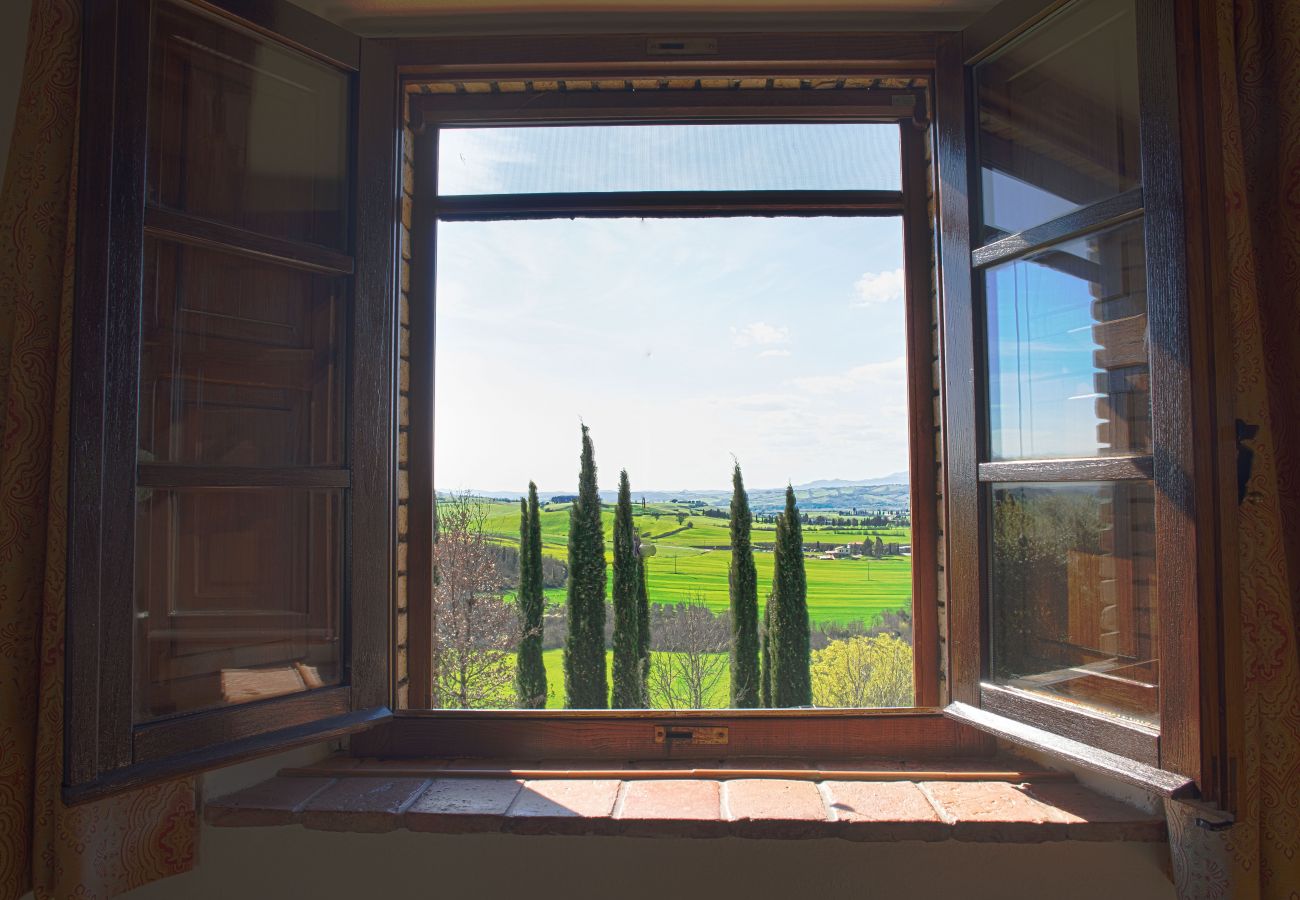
left=430, top=124, right=1132, bottom=495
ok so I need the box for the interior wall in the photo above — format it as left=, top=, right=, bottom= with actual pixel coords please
left=123, top=821, right=1174, bottom=900
left=107, top=744, right=1175, bottom=900
left=0, top=0, right=33, bottom=181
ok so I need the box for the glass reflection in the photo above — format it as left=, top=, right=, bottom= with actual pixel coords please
left=975, top=0, right=1140, bottom=241
left=990, top=481, right=1157, bottom=725
left=985, top=220, right=1150, bottom=460
left=135, top=488, right=343, bottom=720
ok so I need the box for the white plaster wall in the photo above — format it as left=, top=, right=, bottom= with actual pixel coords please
left=112, top=744, right=1175, bottom=900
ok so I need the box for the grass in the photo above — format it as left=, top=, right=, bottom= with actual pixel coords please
left=535, top=648, right=729, bottom=709
left=483, top=498, right=912, bottom=627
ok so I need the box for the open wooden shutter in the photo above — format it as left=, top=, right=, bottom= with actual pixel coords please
left=65, top=0, right=397, bottom=801
left=936, top=0, right=1207, bottom=795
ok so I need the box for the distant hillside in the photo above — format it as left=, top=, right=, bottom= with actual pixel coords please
left=444, top=475, right=910, bottom=514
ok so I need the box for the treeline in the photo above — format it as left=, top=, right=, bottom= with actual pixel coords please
left=512, top=426, right=822, bottom=709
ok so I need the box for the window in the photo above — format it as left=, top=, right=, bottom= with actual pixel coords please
left=397, top=83, right=944, bottom=720
left=65, top=0, right=395, bottom=799
left=940, top=0, right=1206, bottom=790
left=65, top=0, right=1216, bottom=801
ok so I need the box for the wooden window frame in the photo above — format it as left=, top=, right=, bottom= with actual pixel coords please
left=351, top=42, right=998, bottom=766
left=64, top=0, right=398, bottom=803
left=59, top=0, right=1227, bottom=800
left=936, top=0, right=1221, bottom=803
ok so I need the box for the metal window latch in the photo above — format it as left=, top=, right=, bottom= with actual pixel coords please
left=654, top=725, right=729, bottom=745
left=646, top=38, right=718, bottom=56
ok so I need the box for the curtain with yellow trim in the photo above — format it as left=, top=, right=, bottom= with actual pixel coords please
left=0, top=2, right=197, bottom=898
left=1215, top=0, right=1300, bottom=896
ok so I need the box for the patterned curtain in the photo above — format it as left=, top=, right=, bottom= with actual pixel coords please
left=1216, top=0, right=1300, bottom=893
left=0, top=2, right=196, bottom=898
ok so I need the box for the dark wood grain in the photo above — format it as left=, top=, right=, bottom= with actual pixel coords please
left=961, top=0, right=1070, bottom=65
left=1136, top=0, right=1200, bottom=782
left=979, top=683, right=1158, bottom=767
left=901, top=123, right=941, bottom=709
left=349, top=38, right=400, bottom=713
left=395, top=32, right=940, bottom=75
left=970, top=188, right=1144, bottom=269
left=977, top=456, right=1154, bottom=484
left=1177, top=0, right=1238, bottom=812
left=352, top=711, right=992, bottom=761
left=191, top=0, right=360, bottom=71
left=133, top=686, right=352, bottom=762
left=144, top=206, right=355, bottom=275
left=136, top=465, right=350, bottom=488
left=945, top=702, right=1194, bottom=797
left=412, top=87, right=923, bottom=128
left=436, top=190, right=906, bottom=221
left=66, top=707, right=390, bottom=806
left=67, top=0, right=142, bottom=786
left=404, top=125, right=437, bottom=710
left=932, top=34, right=982, bottom=705
left=67, top=0, right=155, bottom=785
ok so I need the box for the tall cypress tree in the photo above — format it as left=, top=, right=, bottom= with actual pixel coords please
left=637, top=551, right=651, bottom=707
left=610, top=470, right=641, bottom=708
left=564, top=425, right=607, bottom=708
left=761, top=597, right=772, bottom=708
left=515, top=483, right=547, bottom=708
left=728, top=463, right=759, bottom=707
left=770, top=485, right=811, bottom=707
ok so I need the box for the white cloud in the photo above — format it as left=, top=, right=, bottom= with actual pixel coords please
left=793, top=356, right=907, bottom=395
left=853, top=267, right=906, bottom=307
left=732, top=321, right=790, bottom=347
left=759, top=349, right=791, bottom=358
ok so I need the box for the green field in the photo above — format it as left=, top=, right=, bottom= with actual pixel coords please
left=537, top=649, right=728, bottom=709
left=481, top=498, right=912, bottom=627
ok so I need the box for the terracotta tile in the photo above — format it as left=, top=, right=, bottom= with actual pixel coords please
left=620, top=780, right=721, bottom=820
left=505, top=779, right=622, bottom=834
left=300, top=777, right=429, bottom=833
left=615, top=779, right=725, bottom=837
left=206, top=777, right=335, bottom=827
left=822, top=781, right=949, bottom=841
left=724, top=779, right=829, bottom=838
left=404, top=778, right=523, bottom=833
left=918, top=781, right=1070, bottom=842
left=1020, top=782, right=1166, bottom=842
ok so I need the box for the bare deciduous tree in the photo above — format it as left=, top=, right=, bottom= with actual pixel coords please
left=647, top=597, right=729, bottom=709
left=431, top=493, right=518, bottom=709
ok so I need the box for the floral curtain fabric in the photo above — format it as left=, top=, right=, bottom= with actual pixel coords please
left=1214, top=0, right=1300, bottom=895
left=0, top=2, right=196, bottom=898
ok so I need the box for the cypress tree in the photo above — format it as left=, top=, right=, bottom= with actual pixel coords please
left=610, top=470, right=641, bottom=708
left=637, top=552, right=651, bottom=707
left=728, top=463, right=760, bottom=707
left=564, top=425, right=608, bottom=708
left=761, top=597, right=772, bottom=708
left=770, top=485, right=811, bottom=707
left=515, top=483, right=547, bottom=708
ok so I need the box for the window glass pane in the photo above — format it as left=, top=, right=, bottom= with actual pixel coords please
left=434, top=215, right=915, bottom=709
left=975, top=0, right=1140, bottom=241
left=135, top=488, right=343, bottom=720
left=985, top=219, right=1149, bottom=460
left=148, top=0, right=350, bottom=250
left=990, top=481, right=1157, bottom=726
left=437, top=124, right=901, bottom=194
left=139, top=239, right=346, bottom=467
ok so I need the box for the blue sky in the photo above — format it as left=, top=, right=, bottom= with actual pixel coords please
left=430, top=123, right=1131, bottom=494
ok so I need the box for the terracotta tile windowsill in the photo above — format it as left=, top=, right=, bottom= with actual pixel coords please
left=205, top=758, right=1167, bottom=843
